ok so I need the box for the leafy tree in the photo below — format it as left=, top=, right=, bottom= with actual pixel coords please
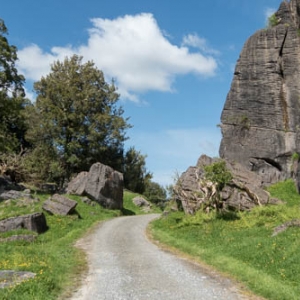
left=204, top=160, right=232, bottom=191
left=0, top=18, right=27, bottom=153
left=123, top=147, right=152, bottom=194
left=204, top=160, right=232, bottom=212
left=268, top=13, right=279, bottom=28
left=143, top=181, right=167, bottom=209
left=26, top=55, right=131, bottom=184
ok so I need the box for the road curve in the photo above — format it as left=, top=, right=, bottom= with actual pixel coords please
left=71, top=214, right=248, bottom=300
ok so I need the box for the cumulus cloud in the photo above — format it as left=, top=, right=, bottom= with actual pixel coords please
left=17, top=13, right=218, bottom=102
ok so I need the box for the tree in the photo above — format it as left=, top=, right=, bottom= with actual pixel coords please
left=143, top=181, right=167, bottom=209
left=0, top=18, right=27, bottom=153
left=203, top=160, right=232, bottom=212
left=123, top=147, right=152, bottom=194
left=26, top=55, right=131, bottom=184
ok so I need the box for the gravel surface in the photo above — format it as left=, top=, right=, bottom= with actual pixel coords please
left=70, top=214, right=251, bottom=300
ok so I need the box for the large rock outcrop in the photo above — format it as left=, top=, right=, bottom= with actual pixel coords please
left=67, top=162, right=123, bottom=209
left=219, top=0, right=300, bottom=187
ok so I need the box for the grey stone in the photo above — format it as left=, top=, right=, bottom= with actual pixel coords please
left=0, top=271, right=36, bottom=288
left=0, top=190, right=32, bottom=201
left=0, top=212, right=48, bottom=234
left=272, top=219, right=300, bottom=236
left=39, top=183, right=57, bottom=194
left=133, top=196, right=151, bottom=212
left=67, top=162, right=123, bottom=209
left=42, top=194, right=77, bottom=216
left=219, top=0, right=300, bottom=187
left=174, top=155, right=281, bottom=214
left=133, top=196, right=151, bottom=207
left=66, top=172, right=88, bottom=196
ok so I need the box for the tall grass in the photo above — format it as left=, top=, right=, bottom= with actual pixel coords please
left=150, top=179, right=300, bottom=300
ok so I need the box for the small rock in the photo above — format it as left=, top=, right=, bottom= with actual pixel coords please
left=0, top=270, right=36, bottom=288
left=133, top=196, right=151, bottom=208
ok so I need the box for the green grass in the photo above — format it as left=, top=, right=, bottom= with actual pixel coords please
left=122, top=190, right=162, bottom=215
left=150, top=179, right=300, bottom=300
left=0, top=189, right=158, bottom=299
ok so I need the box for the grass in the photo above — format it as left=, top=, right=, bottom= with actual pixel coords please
left=150, top=179, right=300, bottom=300
left=122, top=190, right=162, bottom=215
left=0, top=189, right=153, bottom=299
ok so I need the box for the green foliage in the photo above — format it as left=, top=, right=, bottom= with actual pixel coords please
left=143, top=181, right=167, bottom=209
left=122, top=147, right=152, bottom=194
left=204, top=160, right=232, bottom=191
left=268, top=13, right=279, bottom=28
left=240, top=115, right=250, bottom=129
left=26, top=55, right=131, bottom=185
left=150, top=180, right=300, bottom=300
left=0, top=18, right=28, bottom=154
left=292, top=152, right=300, bottom=162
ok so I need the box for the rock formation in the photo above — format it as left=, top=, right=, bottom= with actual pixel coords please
left=67, top=162, right=123, bottom=209
left=219, top=0, right=300, bottom=188
left=174, top=155, right=280, bottom=214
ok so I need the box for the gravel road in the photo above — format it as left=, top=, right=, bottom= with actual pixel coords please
left=70, top=214, right=251, bottom=300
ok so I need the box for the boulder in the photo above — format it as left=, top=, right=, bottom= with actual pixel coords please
left=0, top=176, right=23, bottom=196
left=42, top=194, right=77, bottom=216
left=0, top=189, right=32, bottom=201
left=174, top=155, right=281, bottom=214
left=133, top=196, right=151, bottom=207
left=67, top=162, right=123, bottom=209
left=133, top=196, right=151, bottom=212
left=66, top=172, right=88, bottom=196
left=39, top=183, right=57, bottom=194
left=219, top=0, right=300, bottom=187
left=0, top=212, right=48, bottom=234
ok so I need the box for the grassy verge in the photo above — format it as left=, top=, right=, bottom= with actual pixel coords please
left=150, top=179, right=300, bottom=300
left=0, top=189, right=149, bottom=299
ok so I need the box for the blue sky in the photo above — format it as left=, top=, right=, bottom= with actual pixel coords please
left=1, top=0, right=282, bottom=186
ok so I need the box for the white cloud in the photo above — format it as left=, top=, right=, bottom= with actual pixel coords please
left=17, top=13, right=218, bottom=102
left=23, top=87, right=36, bottom=102
left=182, top=34, right=220, bottom=55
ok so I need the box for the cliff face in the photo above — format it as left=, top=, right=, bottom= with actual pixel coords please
left=219, top=0, right=300, bottom=186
